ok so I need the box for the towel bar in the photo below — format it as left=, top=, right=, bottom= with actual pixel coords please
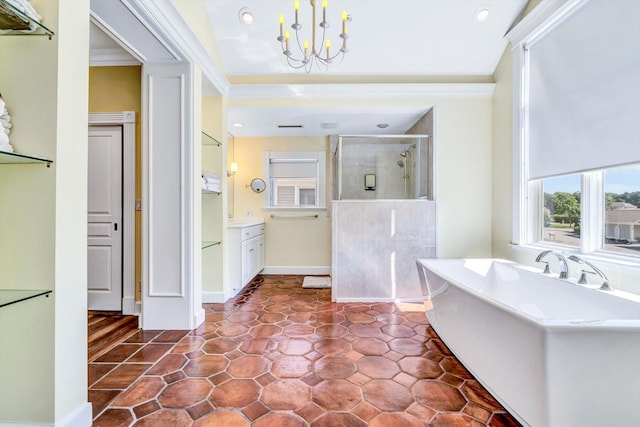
left=270, top=214, right=318, bottom=219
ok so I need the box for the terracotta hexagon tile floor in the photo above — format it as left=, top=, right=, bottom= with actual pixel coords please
left=89, top=275, right=521, bottom=426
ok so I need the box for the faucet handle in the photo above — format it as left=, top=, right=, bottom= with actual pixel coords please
left=578, top=269, right=596, bottom=284
left=540, top=261, right=552, bottom=275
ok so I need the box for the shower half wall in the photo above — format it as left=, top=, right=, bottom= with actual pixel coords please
left=331, top=135, right=436, bottom=302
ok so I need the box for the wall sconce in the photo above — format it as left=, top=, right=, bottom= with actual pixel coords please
left=227, top=162, right=238, bottom=177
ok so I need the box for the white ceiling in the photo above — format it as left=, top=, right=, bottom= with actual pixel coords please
left=205, top=0, right=528, bottom=77
left=89, top=0, right=529, bottom=137
left=227, top=105, right=432, bottom=137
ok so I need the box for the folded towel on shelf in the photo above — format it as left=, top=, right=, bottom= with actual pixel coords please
left=202, top=173, right=220, bottom=183
left=5, top=0, right=42, bottom=22
left=202, top=182, right=221, bottom=193
left=0, top=138, right=14, bottom=152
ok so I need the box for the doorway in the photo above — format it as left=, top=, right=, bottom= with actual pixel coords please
left=88, top=125, right=123, bottom=311
left=87, top=112, right=137, bottom=314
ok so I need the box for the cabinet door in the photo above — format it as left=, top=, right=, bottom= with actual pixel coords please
left=257, top=235, right=265, bottom=272
left=248, top=236, right=259, bottom=279
left=241, top=239, right=251, bottom=286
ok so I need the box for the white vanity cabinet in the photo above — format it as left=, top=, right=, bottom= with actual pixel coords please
left=228, top=220, right=265, bottom=297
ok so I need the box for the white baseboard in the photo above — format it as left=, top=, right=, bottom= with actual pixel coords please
left=0, top=403, right=92, bottom=427
left=194, top=307, right=205, bottom=329
left=122, top=296, right=136, bottom=315
left=334, top=297, right=396, bottom=303
left=262, top=266, right=330, bottom=275
left=58, top=403, right=92, bottom=427
left=202, top=291, right=227, bottom=303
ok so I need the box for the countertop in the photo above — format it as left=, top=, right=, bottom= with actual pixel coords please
left=227, top=217, right=265, bottom=228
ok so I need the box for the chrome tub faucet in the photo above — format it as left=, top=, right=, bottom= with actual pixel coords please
left=535, top=250, right=569, bottom=279
left=567, top=255, right=614, bottom=291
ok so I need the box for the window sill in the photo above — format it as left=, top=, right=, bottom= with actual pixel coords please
left=510, top=242, right=640, bottom=272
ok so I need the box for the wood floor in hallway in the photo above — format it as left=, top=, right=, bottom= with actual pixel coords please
left=88, top=275, right=520, bottom=426
left=89, top=311, right=139, bottom=363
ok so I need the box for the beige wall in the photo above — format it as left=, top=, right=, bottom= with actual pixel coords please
left=432, top=98, right=493, bottom=258
left=171, top=0, right=224, bottom=72
left=232, top=95, right=494, bottom=268
left=0, top=0, right=91, bottom=424
left=89, top=66, right=142, bottom=300
left=202, top=95, right=227, bottom=293
left=491, top=48, right=514, bottom=259
left=233, top=136, right=332, bottom=268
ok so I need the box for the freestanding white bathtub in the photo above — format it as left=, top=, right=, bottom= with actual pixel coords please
left=416, top=258, right=640, bottom=427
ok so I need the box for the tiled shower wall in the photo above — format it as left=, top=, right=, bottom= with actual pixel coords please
left=340, top=143, right=410, bottom=199
left=331, top=200, right=436, bottom=301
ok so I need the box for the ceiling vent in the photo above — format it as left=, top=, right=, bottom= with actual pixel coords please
left=320, top=122, right=338, bottom=129
left=277, top=125, right=304, bottom=129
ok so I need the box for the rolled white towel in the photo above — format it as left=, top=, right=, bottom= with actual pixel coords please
left=202, top=173, right=220, bottom=183
left=203, top=182, right=220, bottom=193
left=5, top=0, right=42, bottom=22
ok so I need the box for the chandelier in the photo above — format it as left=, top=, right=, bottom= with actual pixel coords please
left=277, top=0, right=351, bottom=72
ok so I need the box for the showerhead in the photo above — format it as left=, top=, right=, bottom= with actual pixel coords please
left=400, top=144, right=416, bottom=158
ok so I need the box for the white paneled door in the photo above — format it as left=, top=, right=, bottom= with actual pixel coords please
left=88, top=126, right=123, bottom=311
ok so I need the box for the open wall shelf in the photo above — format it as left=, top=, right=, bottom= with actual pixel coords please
left=0, top=0, right=54, bottom=39
left=202, top=131, right=221, bottom=146
left=0, top=150, right=52, bottom=166
left=0, top=289, right=51, bottom=308
left=202, top=241, right=221, bottom=250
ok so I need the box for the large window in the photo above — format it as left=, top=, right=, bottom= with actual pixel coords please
left=603, top=165, right=640, bottom=256
left=541, top=175, right=581, bottom=247
left=534, top=166, right=640, bottom=259
left=263, top=151, right=326, bottom=209
left=509, top=0, right=640, bottom=262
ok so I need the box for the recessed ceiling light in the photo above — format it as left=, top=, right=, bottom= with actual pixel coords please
left=377, top=123, right=389, bottom=129
left=476, top=8, right=490, bottom=22
left=239, top=8, right=254, bottom=25
left=232, top=122, right=243, bottom=128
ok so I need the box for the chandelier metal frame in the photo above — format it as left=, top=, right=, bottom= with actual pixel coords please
left=277, top=0, right=350, bottom=72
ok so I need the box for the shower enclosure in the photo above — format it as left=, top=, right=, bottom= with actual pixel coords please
left=334, top=135, right=432, bottom=200
left=331, top=134, right=436, bottom=302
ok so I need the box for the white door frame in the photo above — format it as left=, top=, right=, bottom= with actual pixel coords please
left=88, top=111, right=137, bottom=315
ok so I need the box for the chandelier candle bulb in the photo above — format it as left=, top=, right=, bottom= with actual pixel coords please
left=304, top=40, right=309, bottom=60
left=285, top=29, right=290, bottom=52
left=294, top=0, right=300, bottom=29
left=322, top=0, right=327, bottom=25
left=279, top=14, right=284, bottom=38
left=326, top=39, right=331, bottom=59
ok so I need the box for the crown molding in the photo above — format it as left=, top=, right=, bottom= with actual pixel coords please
left=505, top=0, right=586, bottom=47
left=228, top=83, right=496, bottom=100
left=90, top=48, right=141, bottom=66
left=129, top=0, right=231, bottom=96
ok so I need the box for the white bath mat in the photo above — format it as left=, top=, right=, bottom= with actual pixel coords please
left=302, top=276, right=332, bottom=289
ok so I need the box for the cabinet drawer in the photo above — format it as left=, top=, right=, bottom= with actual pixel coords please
left=241, top=224, right=265, bottom=241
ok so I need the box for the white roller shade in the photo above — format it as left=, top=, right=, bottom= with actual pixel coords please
left=527, top=0, right=640, bottom=180
left=270, top=160, right=317, bottom=178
